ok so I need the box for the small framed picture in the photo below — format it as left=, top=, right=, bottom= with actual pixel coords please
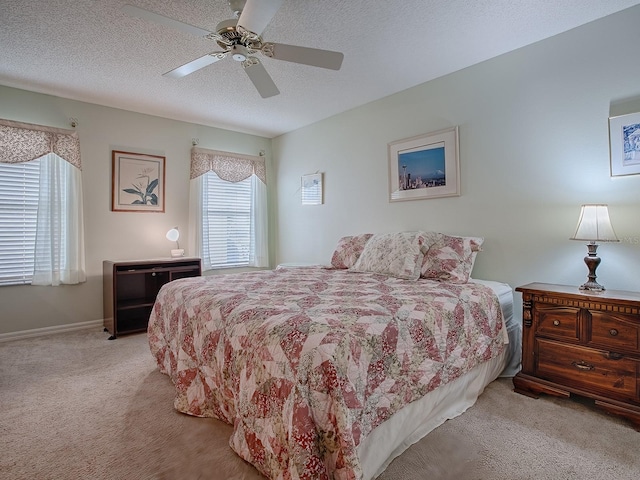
left=112, top=151, right=165, bottom=212
left=301, top=173, right=323, bottom=205
left=388, top=126, right=460, bottom=202
left=609, top=111, right=640, bottom=177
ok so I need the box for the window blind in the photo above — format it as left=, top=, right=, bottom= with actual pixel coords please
left=202, top=171, right=252, bottom=269
left=0, top=159, right=40, bottom=286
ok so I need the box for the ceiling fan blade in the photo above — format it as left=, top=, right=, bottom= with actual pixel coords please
left=263, top=43, right=344, bottom=70
left=163, top=53, right=227, bottom=78
left=244, top=59, right=279, bottom=98
left=237, top=0, right=284, bottom=36
left=122, top=4, right=213, bottom=38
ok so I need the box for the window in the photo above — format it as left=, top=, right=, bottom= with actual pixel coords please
left=0, top=159, right=40, bottom=286
left=191, top=147, right=268, bottom=271
left=202, top=171, right=252, bottom=268
left=0, top=119, right=86, bottom=287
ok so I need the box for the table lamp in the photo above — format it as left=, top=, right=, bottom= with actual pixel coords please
left=570, top=204, right=618, bottom=291
left=166, top=227, right=185, bottom=257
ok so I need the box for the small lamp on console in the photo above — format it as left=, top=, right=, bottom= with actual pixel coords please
left=166, top=227, right=185, bottom=258
left=570, top=204, right=619, bottom=291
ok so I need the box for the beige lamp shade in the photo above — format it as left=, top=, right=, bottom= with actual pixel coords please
left=570, top=204, right=619, bottom=243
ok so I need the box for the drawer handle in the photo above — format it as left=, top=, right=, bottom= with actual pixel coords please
left=571, top=361, right=594, bottom=371
left=609, top=329, right=618, bottom=336
left=553, top=320, right=560, bottom=326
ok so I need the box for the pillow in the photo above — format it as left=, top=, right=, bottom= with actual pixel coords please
left=330, top=234, right=373, bottom=269
left=420, top=232, right=483, bottom=283
left=350, top=232, right=426, bottom=280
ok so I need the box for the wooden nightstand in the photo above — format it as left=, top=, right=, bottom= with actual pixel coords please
left=513, top=282, right=640, bottom=430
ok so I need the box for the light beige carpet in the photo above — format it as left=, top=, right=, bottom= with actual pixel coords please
left=1, top=329, right=638, bottom=480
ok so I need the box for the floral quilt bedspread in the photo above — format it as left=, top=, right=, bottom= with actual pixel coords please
left=148, top=267, right=506, bottom=480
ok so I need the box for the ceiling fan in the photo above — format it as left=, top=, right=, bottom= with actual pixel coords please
left=122, top=0, right=344, bottom=98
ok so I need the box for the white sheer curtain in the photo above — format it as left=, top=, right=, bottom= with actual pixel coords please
left=192, top=175, right=206, bottom=267
left=32, top=153, right=86, bottom=285
left=250, top=174, right=268, bottom=267
left=0, top=119, right=86, bottom=286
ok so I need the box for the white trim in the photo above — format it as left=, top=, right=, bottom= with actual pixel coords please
left=0, top=319, right=103, bottom=343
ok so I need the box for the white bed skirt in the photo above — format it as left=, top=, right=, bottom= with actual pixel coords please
left=358, top=279, right=516, bottom=479
left=358, top=347, right=507, bottom=479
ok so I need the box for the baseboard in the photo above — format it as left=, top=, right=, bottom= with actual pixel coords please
left=0, top=319, right=103, bottom=343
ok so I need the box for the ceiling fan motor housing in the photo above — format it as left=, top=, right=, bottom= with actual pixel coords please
left=215, top=18, right=260, bottom=52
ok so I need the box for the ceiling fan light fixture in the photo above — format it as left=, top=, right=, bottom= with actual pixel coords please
left=231, top=45, right=248, bottom=62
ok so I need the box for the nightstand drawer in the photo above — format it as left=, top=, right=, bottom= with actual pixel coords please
left=589, top=312, right=640, bottom=352
left=536, top=305, right=580, bottom=341
left=537, top=339, right=638, bottom=402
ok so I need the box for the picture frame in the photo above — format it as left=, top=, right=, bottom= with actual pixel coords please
left=388, top=126, right=460, bottom=202
left=609, top=112, right=640, bottom=177
left=111, top=150, right=165, bottom=212
left=301, top=173, right=323, bottom=205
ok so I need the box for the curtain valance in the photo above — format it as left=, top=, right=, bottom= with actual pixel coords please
left=191, top=147, right=266, bottom=184
left=0, top=119, right=82, bottom=169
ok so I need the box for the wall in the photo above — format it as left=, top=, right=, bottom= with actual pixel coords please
left=273, top=7, right=640, bottom=303
left=0, top=86, right=273, bottom=335
left=3, top=6, right=640, bottom=336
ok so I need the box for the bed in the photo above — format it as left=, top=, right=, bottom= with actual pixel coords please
left=148, top=232, right=519, bottom=480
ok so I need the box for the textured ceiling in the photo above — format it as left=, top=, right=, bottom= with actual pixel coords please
left=1, top=0, right=639, bottom=138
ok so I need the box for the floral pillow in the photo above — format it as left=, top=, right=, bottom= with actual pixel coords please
left=421, top=232, right=483, bottom=283
left=350, top=232, right=425, bottom=280
left=330, top=234, right=373, bottom=269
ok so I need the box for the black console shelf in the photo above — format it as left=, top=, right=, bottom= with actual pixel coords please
left=103, top=258, right=201, bottom=339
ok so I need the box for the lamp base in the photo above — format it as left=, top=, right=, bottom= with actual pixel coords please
left=579, top=243, right=605, bottom=292
left=579, top=280, right=605, bottom=292
left=170, top=249, right=185, bottom=258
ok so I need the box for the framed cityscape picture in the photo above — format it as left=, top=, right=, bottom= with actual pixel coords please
left=388, top=126, right=460, bottom=202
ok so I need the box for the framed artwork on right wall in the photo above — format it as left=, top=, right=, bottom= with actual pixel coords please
left=609, top=111, right=640, bottom=177
left=388, top=126, right=460, bottom=202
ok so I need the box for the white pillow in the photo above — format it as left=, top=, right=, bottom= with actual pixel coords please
left=349, top=232, right=426, bottom=280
